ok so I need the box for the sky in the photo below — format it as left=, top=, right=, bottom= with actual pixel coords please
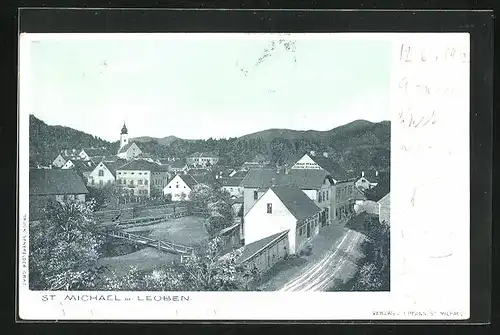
left=26, top=34, right=391, bottom=141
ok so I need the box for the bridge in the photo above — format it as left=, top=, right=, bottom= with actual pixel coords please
left=109, top=230, right=195, bottom=261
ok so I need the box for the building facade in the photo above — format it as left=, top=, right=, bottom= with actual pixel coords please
left=163, top=174, right=198, bottom=201
left=243, top=185, right=321, bottom=255
left=186, top=152, right=220, bottom=168
left=115, top=160, right=162, bottom=197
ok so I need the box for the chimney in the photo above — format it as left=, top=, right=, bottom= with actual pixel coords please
left=323, top=152, right=328, bottom=158
left=361, top=171, right=365, bottom=177
left=376, top=170, right=379, bottom=177
left=271, top=177, right=276, bottom=187
left=310, top=150, right=316, bottom=157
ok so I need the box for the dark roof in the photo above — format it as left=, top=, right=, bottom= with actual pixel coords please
left=82, top=147, right=109, bottom=157
left=170, top=160, right=187, bottom=169
left=192, top=173, right=216, bottom=186
left=353, top=186, right=367, bottom=200
left=364, top=172, right=390, bottom=202
left=229, top=196, right=244, bottom=205
left=70, top=159, right=94, bottom=172
left=271, top=184, right=322, bottom=221
left=219, top=177, right=244, bottom=187
left=240, top=169, right=280, bottom=188
left=117, top=159, right=160, bottom=172
left=240, top=168, right=332, bottom=190
left=29, top=169, right=89, bottom=195
left=178, top=174, right=199, bottom=189
left=232, top=170, right=249, bottom=178
left=117, top=142, right=140, bottom=154
left=236, top=230, right=289, bottom=264
left=90, top=156, right=106, bottom=164
left=310, top=156, right=350, bottom=181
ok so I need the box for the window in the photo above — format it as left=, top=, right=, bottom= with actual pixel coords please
left=98, top=170, right=104, bottom=177
left=253, top=191, right=258, bottom=200
left=176, top=184, right=179, bottom=188
left=138, top=180, right=143, bottom=185
left=169, top=186, right=172, bottom=188
left=267, top=203, right=273, bottom=214
left=129, top=180, right=134, bottom=186
left=318, top=192, right=322, bottom=202
left=145, top=179, right=148, bottom=185
left=131, top=172, right=134, bottom=175
left=326, top=191, right=329, bottom=201
left=139, top=172, right=142, bottom=175
left=91, top=179, right=95, bottom=185
left=99, top=180, right=103, bottom=185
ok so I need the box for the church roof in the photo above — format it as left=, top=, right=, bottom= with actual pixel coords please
left=121, top=122, right=128, bottom=135
left=117, top=142, right=141, bottom=155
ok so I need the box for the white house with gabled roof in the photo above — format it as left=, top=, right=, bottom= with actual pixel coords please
left=243, top=184, right=322, bottom=255
left=163, top=174, right=199, bottom=201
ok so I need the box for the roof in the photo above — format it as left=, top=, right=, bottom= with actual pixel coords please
left=117, top=142, right=140, bottom=154
left=353, top=186, right=367, bottom=200
left=219, top=177, right=244, bottom=187
left=177, top=174, right=199, bottom=189
left=271, top=184, right=322, bottom=221
left=101, top=160, right=127, bottom=177
left=29, top=169, right=89, bottom=195
left=229, top=196, right=244, bottom=205
left=90, top=156, right=106, bottom=164
left=364, top=172, right=390, bottom=202
left=102, top=155, right=121, bottom=162
left=360, top=168, right=381, bottom=182
left=192, top=173, right=216, bottom=186
left=187, top=152, right=218, bottom=158
left=69, top=159, right=94, bottom=172
left=310, top=156, right=350, bottom=181
left=240, top=168, right=332, bottom=190
left=170, top=160, right=187, bottom=169
left=217, top=223, right=240, bottom=236
left=117, top=159, right=160, bottom=172
left=236, top=230, right=289, bottom=264
left=82, top=147, right=109, bottom=157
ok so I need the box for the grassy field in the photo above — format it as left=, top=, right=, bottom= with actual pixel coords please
left=123, top=216, right=209, bottom=247
left=98, top=247, right=179, bottom=277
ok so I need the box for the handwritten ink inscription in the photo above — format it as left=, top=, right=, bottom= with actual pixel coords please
left=399, top=44, right=470, bottom=64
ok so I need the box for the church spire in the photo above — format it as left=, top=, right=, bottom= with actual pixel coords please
left=121, top=121, right=128, bottom=135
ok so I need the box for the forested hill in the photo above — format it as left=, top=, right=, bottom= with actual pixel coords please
left=29, top=115, right=390, bottom=173
left=29, top=115, right=113, bottom=166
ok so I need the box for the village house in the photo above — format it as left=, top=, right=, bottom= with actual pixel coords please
left=186, top=152, right=219, bottom=168
left=356, top=172, right=390, bottom=224
left=29, top=169, right=89, bottom=221
left=240, top=168, right=336, bottom=227
left=51, top=149, right=80, bottom=168
left=150, top=165, right=171, bottom=195
left=115, top=160, right=162, bottom=197
left=61, top=159, right=94, bottom=183
left=78, top=147, right=109, bottom=161
left=87, top=160, right=126, bottom=188
left=116, top=123, right=143, bottom=160
left=241, top=154, right=271, bottom=171
left=355, top=168, right=380, bottom=191
left=243, top=184, right=322, bottom=255
left=163, top=174, right=199, bottom=201
left=218, top=177, right=244, bottom=198
left=168, top=160, right=189, bottom=174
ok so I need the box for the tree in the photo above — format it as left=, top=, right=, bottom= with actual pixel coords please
left=189, top=184, right=234, bottom=236
left=29, top=199, right=107, bottom=290
left=352, top=216, right=390, bottom=291
left=99, top=237, right=256, bottom=291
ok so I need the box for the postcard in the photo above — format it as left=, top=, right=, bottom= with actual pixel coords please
left=18, top=32, right=470, bottom=320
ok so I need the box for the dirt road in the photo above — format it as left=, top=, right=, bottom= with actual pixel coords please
left=279, top=229, right=365, bottom=292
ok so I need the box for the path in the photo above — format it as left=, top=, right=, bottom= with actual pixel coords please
left=279, top=229, right=365, bottom=292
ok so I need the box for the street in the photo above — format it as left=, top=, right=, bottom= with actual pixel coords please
left=279, top=228, right=365, bottom=292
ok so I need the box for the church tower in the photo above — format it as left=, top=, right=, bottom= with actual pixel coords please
left=119, top=122, right=129, bottom=151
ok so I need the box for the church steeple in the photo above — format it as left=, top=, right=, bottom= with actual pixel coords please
left=119, top=122, right=129, bottom=151
left=121, top=122, right=128, bottom=135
